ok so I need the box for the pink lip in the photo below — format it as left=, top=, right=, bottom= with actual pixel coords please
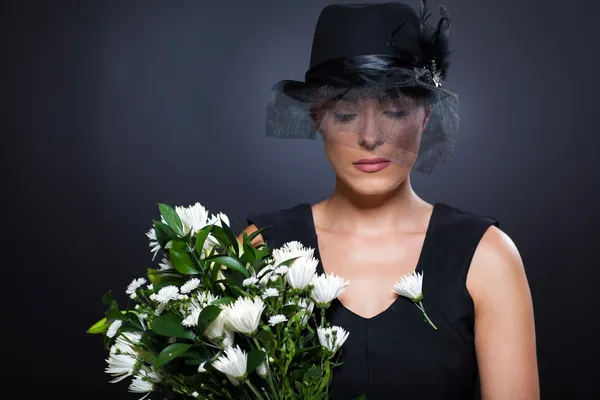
left=352, top=158, right=391, bottom=172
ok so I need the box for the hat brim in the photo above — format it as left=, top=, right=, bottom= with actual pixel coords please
left=276, top=71, right=457, bottom=104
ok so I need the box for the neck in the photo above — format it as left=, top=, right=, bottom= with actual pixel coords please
left=318, top=174, right=431, bottom=236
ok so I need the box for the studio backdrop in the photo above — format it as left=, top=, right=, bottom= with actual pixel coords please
left=2, top=0, right=599, bottom=398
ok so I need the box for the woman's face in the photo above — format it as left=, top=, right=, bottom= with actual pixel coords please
left=315, top=89, right=431, bottom=196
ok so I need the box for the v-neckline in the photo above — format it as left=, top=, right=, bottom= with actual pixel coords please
left=305, top=202, right=440, bottom=321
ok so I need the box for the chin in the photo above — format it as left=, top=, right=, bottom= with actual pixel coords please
left=339, top=167, right=410, bottom=196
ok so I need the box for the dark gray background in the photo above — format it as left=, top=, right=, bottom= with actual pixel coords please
left=3, top=0, right=599, bottom=398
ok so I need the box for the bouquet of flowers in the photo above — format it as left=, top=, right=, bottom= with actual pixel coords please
left=88, top=202, right=350, bottom=399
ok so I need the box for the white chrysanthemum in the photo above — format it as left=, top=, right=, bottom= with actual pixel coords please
left=274, top=265, right=289, bottom=275
left=129, top=368, right=161, bottom=399
left=105, top=332, right=143, bottom=383
left=197, top=362, right=207, bottom=373
left=146, top=228, right=161, bottom=260
left=204, top=309, right=229, bottom=340
left=175, top=202, right=210, bottom=235
left=317, top=326, right=350, bottom=353
left=212, top=345, right=248, bottom=386
left=242, top=276, right=259, bottom=287
left=106, top=319, right=123, bottom=338
left=112, top=331, right=143, bottom=355
left=286, top=256, right=319, bottom=289
left=268, top=314, right=287, bottom=326
left=262, top=288, right=279, bottom=299
left=208, top=211, right=230, bottom=227
left=126, top=278, right=147, bottom=299
left=192, top=391, right=200, bottom=398
left=272, top=241, right=315, bottom=266
left=391, top=271, right=424, bottom=302
left=158, top=256, right=173, bottom=270
left=105, top=353, right=137, bottom=383
left=147, top=283, right=154, bottom=290
left=180, top=278, right=201, bottom=294
left=311, top=272, right=350, bottom=306
left=154, top=285, right=179, bottom=304
left=223, top=297, right=265, bottom=334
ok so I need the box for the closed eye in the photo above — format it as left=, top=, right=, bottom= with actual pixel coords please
left=384, top=110, right=408, bottom=118
left=333, top=113, right=357, bottom=123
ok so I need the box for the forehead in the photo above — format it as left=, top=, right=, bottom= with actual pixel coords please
left=314, top=87, right=418, bottom=105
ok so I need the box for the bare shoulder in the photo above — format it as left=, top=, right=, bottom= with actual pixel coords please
left=467, top=225, right=540, bottom=399
left=466, top=225, right=529, bottom=301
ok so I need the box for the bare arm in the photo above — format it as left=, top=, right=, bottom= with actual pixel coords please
left=467, top=226, right=540, bottom=400
left=237, top=224, right=264, bottom=247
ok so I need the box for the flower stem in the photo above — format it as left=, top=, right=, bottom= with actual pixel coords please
left=246, top=380, right=266, bottom=400
left=417, top=301, right=437, bottom=330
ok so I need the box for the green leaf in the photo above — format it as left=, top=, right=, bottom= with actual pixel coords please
left=150, top=313, right=196, bottom=340
left=194, top=225, right=213, bottom=256
left=218, top=222, right=240, bottom=256
left=105, top=300, right=122, bottom=323
left=206, top=255, right=249, bottom=278
left=353, top=395, right=368, bottom=400
left=247, top=225, right=270, bottom=243
left=256, top=329, right=275, bottom=351
left=158, top=203, right=184, bottom=236
left=302, top=364, right=323, bottom=387
left=155, top=343, right=192, bottom=368
left=210, top=297, right=235, bottom=306
left=153, top=220, right=176, bottom=247
left=170, top=240, right=200, bottom=275
left=87, top=317, right=109, bottom=334
left=197, top=305, right=222, bottom=334
left=281, top=304, right=302, bottom=317
left=246, top=349, right=267, bottom=374
left=101, top=291, right=113, bottom=306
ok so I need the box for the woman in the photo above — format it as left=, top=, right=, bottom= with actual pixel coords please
left=242, top=2, right=539, bottom=399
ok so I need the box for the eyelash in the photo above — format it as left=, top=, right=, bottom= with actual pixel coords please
left=332, top=110, right=408, bottom=123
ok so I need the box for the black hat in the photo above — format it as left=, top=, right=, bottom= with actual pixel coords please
left=283, top=1, right=452, bottom=101
left=265, top=1, right=459, bottom=175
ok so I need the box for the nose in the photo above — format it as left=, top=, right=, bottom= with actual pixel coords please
left=357, top=108, right=384, bottom=150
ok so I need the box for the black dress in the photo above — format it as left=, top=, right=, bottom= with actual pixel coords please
left=247, top=202, right=499, bottom=400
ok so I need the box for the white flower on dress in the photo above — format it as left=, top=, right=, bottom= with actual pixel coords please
left=223, top=297, right=265, bottom=334
left=391, top=271, right=437, bottom=330
left=286, top=256, right=319, bottom=290
left=106, top=319, right=123, bottom=338
left=317, top=326, right=350, bottom=353
left=268, top=314, right=288, bottom=326
left=180, top=278, right=201, bottom=294
left=126, top=278, right=147, bottom=299
left=154, top=285, right=180, bottom=304
left=262, top=288, right=279, bottom=299
left=212, top=345, right=248, bottom=386
left=311, top=272, right=350, bottom=307
left=146, top=228, right=161, bottom=260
